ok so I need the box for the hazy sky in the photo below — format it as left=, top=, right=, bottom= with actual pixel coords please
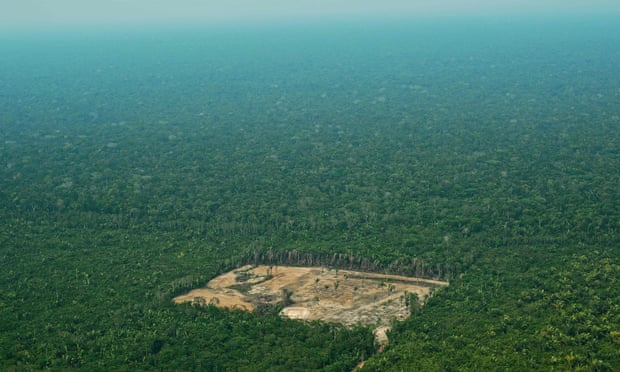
left=3, top=0, right=620, bottom=27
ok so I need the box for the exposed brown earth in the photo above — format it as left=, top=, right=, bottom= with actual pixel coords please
left=174, top=265, right=448, bottom=345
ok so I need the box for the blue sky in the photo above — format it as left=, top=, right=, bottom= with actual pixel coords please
left=2, top=0, right=620, bottom=27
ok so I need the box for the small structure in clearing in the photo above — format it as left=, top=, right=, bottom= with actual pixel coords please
left=174, top=265, right=448, bottom=345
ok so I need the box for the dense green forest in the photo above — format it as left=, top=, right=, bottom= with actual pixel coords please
left=1, top=18, right=620, bottom=370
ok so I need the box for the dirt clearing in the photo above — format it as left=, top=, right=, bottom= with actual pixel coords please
left=174, top=265, right=448, bottom=345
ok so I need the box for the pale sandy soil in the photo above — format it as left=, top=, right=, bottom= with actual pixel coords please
left=174, top=265, right=449, bottom=346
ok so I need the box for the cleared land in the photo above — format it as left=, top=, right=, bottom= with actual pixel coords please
left=174, top=265, right=448, bottom=344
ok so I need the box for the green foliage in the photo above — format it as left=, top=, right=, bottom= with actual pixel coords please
left=1, top=18, right=620, bottom=370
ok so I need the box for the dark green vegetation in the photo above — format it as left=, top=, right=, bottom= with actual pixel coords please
left=1, top=16, right=620, bottom=370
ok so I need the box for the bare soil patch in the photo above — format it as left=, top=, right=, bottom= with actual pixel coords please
left=174, top=265, right=448, bottom=345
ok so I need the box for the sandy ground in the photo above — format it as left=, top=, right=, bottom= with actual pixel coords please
left=174, top=265, right=448, bottom=345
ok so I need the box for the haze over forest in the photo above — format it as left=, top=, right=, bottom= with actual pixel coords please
left=1, top=1, right=619, bottom=370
